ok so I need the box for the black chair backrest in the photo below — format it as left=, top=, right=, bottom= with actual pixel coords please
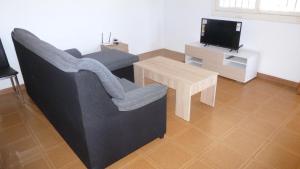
left=0, top=39, right=9, bottom=68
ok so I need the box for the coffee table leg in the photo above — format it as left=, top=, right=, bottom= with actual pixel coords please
left=134, top=65, right=145, bottom=87
left=176, top=85, right=192, bottom=121
left=200, top=84, right=217, bottom=107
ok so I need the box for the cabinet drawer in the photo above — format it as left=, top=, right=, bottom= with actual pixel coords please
left=185, top=45, right=223, bottom=64
left=221, top=65, right=245, bottom=82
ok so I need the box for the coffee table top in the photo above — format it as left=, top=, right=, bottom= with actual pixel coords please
left=134, top=56, right=218, bottom=85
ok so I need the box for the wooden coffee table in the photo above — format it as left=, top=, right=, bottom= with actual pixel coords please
left=134, top=56, right=218, bottom=121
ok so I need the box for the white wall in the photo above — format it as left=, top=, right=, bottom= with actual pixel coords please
left=1, top=0, right=299, bottom=90
left=164, top=0, right=300, bottom=83
left=0, top=0, right=164, bottom=90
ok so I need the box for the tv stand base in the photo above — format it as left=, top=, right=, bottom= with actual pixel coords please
left=185, top=41, right=259, bottom=83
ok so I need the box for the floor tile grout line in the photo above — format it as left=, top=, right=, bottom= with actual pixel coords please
left=236, top=140, right=272, bottom=169
left=237, top=105, right=300, bottom=169
left=192, top=116, right=243, bottom=141
left=36, top=139, right=78, bottom=169
left=178, top=156, right=200, bottom=169
left=205, top=104, right=259, bottom=142
left=42, top=141, right=65, bottom=152
left=261, top=112, right=300, bottom=158
left=139, top=150, right=165, bottom=169
left=187, top=93, right=279, bottom=169
left=22, top=102, right=58, bottom=169
left=169, top=136, right=206, bottom=157
left=172, top=117, right=245, bottom=169
left=191, top=141, right=221, bottom=162
left=142, top=156, right=163, bottom=169
left=131, top=153, right=162, bottom=169
left=241, top=159, right=277, bottom=169
left=137, top=141, right=165, bottom=156
left=0, top=122, right=25, bottom=133
left=273, top=143, right=300, bottom=158
left=2, top=78, right=300, bottom=169
left=166, top=125, right=192, bottom=138
left=140, top=137, right=172, bottom=155
left=59, top=158, right=83, bottom=169
left=241, top=130, right=289, bottom=168
left=169, top=92, right=268, bottom=169
left=118, top=156, right=140, bottom=169
left=0, top=110, right=21, bottom=118
left=142, top=138, right=196, bottom=169
left=0, top=135, right=32, bottom=150
left=14, top=146, right=45, bottom=167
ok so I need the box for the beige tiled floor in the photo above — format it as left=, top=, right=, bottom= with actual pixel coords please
left=0, top=77, right=300, bottom=169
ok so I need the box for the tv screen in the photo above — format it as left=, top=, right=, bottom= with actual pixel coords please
left=200, top=18, right=242, bottom=50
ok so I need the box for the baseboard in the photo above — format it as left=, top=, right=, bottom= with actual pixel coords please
left=138, top=48, right=185, bottom=62
left=0, top=85, right=26, bottom=95
left=139, top=48, right=298, bottom=89
left=0, top=49, right=297, bottom=96
left=257, top=73, right=298, bottom=88
left=161, top=49, right=185, bottom=62
left=138, top=49, right=165, bottom=60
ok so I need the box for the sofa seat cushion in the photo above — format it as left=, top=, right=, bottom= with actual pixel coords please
left=83, top=48, right=139, bottom=71
left=118, top=78, right=139, bottom=92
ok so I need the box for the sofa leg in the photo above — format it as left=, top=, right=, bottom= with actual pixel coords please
left=159, top=135, right=165, bottom=139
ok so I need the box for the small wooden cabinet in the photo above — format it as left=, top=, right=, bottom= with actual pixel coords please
left=185, top=42, right=260, bottom=83
left=101, top=42, right=129, bottom=53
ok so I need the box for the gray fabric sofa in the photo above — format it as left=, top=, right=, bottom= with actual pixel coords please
left=12, top=28, right=167, bottom=169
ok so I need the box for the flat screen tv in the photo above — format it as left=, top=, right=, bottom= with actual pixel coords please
left=200, top=18, right=242, bottom=51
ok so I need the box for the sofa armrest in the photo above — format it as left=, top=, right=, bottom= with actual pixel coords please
left=65, top=48, right=82, bottom=58
left=112, top=84, right=167, bottom=111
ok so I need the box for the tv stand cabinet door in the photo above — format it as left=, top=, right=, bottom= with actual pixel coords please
left=185, top=44, right=223, bottom=65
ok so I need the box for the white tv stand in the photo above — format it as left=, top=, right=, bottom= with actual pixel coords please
left=185, top=42, right=259, bottom=83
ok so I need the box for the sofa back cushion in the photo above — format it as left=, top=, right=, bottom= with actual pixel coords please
left=13, top=28, right=125, bottom=99
left=13, top=28, right=78, bottom=72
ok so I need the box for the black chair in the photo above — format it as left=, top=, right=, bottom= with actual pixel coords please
left=0, top=39, right=23, bottom=101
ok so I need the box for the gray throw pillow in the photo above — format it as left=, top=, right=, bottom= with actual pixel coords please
left=65, top=48, right=82, bottom=58
left=76, top=58, right=125, bottom=99
left=112, top=84, right=167, bottom=111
